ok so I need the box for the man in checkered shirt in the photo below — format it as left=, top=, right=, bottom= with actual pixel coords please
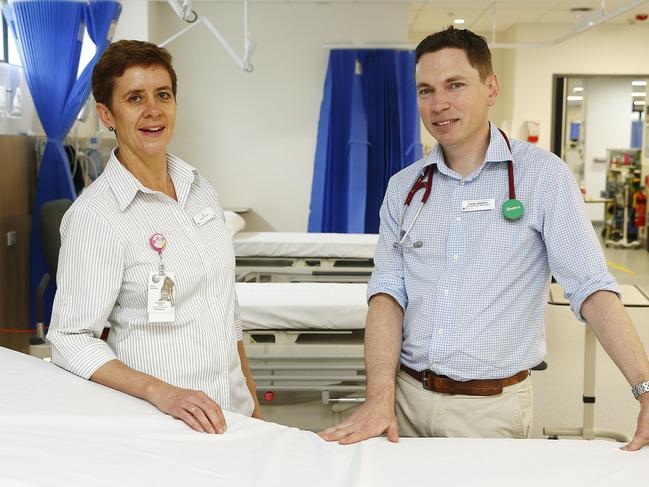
left=320, top=27, right=649, bottom=450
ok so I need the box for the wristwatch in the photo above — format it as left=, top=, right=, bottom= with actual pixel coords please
left=631, top=380, right=649, bottom=400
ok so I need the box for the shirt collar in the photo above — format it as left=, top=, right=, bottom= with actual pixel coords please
left=417, top=122, right=515, bottom=176
left=484, top=122, right=515, bottom=165
left=104, top=149, right=200, bottom=212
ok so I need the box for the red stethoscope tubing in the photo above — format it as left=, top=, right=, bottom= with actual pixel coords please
left=395, top=129, right=516, bottom=248
left=406, top=128, right=516, bottom=206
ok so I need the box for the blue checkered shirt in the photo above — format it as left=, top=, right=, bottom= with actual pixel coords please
left=367, top=123, right=619, bottom=381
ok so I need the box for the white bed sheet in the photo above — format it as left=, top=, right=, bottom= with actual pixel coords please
left=1, top=347, right=647, bottom=487
left=236, top=282, right=368, bottom=330
left=233, top=232, right=379, bottom=259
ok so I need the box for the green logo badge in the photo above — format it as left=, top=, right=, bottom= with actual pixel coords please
left=502, top=199, right=524, bottom=221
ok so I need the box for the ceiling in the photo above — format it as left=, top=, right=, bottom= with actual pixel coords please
left=408, top=0, right=649, bottom=34
left=187, top=0, right=649, bottom=33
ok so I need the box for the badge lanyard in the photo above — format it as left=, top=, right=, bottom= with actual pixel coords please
left=394, top=129, right=524, bottom=249
left=148, top=233, right=176, bottom=321
left=149, top=233, right=168, bottom=276
left=498, top=129, right=524, bottom=222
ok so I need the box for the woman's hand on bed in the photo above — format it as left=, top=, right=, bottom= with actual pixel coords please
left=251, top=405, right=263, bottom=420
left=317, top=399, right=399, bottom=445
left=149, top=383, right=228, bottom=434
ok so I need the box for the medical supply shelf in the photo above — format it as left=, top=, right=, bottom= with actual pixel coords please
left=602, top=148, right=643, bottom=248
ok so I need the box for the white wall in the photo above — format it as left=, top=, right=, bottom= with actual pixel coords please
left=115, top=0, right=149, bottom=41
left=148, top=2, right=409, bottom=231
left=489, top=40, right=516, bottom=135
left=508, top=23, right=649, bottom=149
left=141, top=11, right=649, bottom=230
left=582, top=77, right=634, bottom=220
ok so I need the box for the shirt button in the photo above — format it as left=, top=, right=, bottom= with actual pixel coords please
left=432, top=363, right=439, bottom=369
left=459, top=180, right=465, bottom=186
left=443, top=289, right=449, bottom=295
left=452, top=254, right=458, bottom=261
left=438, top=329, right=444, bottom=335
left=456, top=217, right=461, bottom=223
left=185, top=226, right=192, bottom=233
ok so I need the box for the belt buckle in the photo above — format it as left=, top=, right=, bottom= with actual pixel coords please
left=421, top=370, right=431, bottom=390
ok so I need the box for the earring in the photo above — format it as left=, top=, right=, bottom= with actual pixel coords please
left=108, top=127, right=114, bottom=132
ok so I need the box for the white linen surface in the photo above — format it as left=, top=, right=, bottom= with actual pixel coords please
left=233, top=232, right=379, bottom=258
left=236, top=282, right=368, bottom=330
left=224, top=210, right=246, bottom=236
left=1, top=347, right=647, bottom=487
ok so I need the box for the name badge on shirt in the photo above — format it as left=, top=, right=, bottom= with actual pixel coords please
left=193, top=207, right=216, bottom=227
left=147, top=271, right=176, bottom=323
left=461, top=198, right=495, bottom=212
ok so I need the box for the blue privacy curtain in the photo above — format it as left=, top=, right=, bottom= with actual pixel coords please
left=308, top=49, right=422, bottom=234
left=2, top=0, right=122, bottom=325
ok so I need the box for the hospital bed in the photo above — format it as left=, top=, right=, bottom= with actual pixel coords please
left=237, top=281, right=368, bottom=430
left=1, top=346, right=646, bottom=487
left=233, top=232, right=378, bottom=282
left=238, top=280, right=649, bottom=438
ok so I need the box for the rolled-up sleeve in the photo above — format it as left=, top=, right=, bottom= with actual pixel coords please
left=47, top=206, right=124, bottom=379
left=367, top=177, right=408, bottom=310
left=540, top=160, right=619, bottom=321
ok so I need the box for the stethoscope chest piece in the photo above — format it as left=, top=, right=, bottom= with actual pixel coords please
left=502, top=198, right=524, bottom=222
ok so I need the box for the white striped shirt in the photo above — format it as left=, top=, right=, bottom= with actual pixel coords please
left=368, top=122, right=619, bottom=381
left=47, top=150, right=254, bottom=416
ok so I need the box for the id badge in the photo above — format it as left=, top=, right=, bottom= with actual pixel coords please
left=461, top=198, right=495, bottom=212
left=147, top=271, right=176, bottom=323
left=193, top=207, right=216, bottom=227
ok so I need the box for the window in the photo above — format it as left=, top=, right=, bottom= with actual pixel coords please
left=7, top=21, right=21, bottom=66
left=0, top=13, right=21, bottom=66
left=1, top=14, right=7, bottom=62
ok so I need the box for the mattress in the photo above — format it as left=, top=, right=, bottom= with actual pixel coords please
left=233, top=232, right=379, bottom=259
left=1, top=346, right=646, bottom=487
left=237, top=282, right=368, bottom=330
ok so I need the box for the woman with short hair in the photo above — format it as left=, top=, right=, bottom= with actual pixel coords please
left=48, top=40, right=260, bottom=433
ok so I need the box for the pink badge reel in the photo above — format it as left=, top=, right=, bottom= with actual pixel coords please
left=149, top=233, right=167, bottom=255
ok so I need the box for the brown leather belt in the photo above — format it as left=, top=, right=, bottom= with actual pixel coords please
left=400, top=364, right=530, bottom=396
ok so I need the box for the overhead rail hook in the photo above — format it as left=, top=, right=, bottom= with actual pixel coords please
left=161, top=0, right=255, bottom=72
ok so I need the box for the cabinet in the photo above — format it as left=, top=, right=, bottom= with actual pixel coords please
left=0, top=135, right=37, bottom=351
left=602, top=148, right=642, bottom=248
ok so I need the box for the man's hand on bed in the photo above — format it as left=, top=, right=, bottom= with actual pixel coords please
left=622, top=394, right=649, bottom=451
left=149, top=383, right=228, bottom=434
left=317, top=399, right=399, bottom=444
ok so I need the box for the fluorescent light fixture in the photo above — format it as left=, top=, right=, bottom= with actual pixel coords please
left=633, top=100, right=646, bottom=106
left=454, top=19, right=465, bottom=24
left=573, top=87, right=584, bottom=92
left=631, top=80, right=647, bottom=86
left=631, top=92, right=646, bottom=97
left=566, top=95, right=583, bottom=101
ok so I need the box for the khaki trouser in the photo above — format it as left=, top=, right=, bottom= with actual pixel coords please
left=395, top=368, right=533, bottom=439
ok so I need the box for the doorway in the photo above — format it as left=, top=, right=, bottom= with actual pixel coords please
left=552, top=74, right=648, bottom=223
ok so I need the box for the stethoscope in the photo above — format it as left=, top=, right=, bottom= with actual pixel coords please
left=393, top=129, right=524, bottom=249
